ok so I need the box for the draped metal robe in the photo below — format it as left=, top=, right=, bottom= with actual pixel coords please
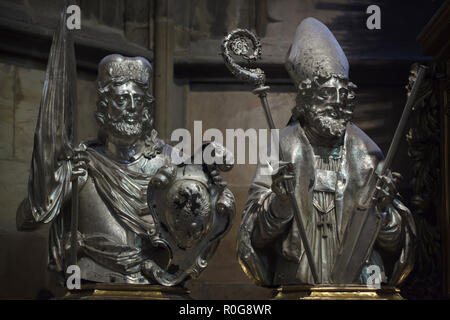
left=237, top=121, right=416, bottom=286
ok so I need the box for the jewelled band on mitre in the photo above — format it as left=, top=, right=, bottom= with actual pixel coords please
left=98, top=54, right=152, bottom=88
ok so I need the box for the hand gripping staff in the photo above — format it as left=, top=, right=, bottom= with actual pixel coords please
left=221, top=29, right=320, bottom=284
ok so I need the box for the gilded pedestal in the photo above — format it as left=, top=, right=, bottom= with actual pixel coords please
left=273, top=284, right=404, bottom=300
left=63, top=283, right=191, bottom=300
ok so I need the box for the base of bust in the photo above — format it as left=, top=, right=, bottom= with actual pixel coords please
left=272, top=284, right=404, bottom=300
left=62, top=283, right=191, bottom=300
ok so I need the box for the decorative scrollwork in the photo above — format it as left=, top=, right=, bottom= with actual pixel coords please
left=230, top=37, right=250, bottom=56
left=221, top=29, right=265, bottom=86
left=403, top=62, right=443, bottom=299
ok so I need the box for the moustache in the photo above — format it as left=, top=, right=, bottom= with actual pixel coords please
left=107, top=118, right=143, bottom=137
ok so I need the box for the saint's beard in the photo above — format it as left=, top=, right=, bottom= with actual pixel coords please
left=306, top=107, right=348, bottom=140
left=106, top=117, right=144, bottom=140
left=312, top=115, right=347, bottom=138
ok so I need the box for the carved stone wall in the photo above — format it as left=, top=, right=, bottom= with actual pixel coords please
left=0, top=0, right=446, bottom=299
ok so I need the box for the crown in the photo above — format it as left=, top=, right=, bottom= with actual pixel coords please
left=97, top=54, right=152, bottom=88
left=285, top=17, right=349, bottom=87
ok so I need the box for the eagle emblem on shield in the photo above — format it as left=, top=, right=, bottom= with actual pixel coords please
left=142, top=142, right=235, bottom=286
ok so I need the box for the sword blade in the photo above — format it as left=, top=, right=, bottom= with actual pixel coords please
left=382, top=65, right=427, bottom=176
left=331, top=65, right=428, bottom=284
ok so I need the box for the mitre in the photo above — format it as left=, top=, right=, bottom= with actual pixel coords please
left=285, top=17, right=349, bottom=87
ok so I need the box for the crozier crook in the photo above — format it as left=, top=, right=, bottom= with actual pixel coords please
left=221, top=29, right=319, bottom=284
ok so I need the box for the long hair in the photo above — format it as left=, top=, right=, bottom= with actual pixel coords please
left=95, top=79, right=155, bottom=144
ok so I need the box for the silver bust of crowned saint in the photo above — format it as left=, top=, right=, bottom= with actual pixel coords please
left=16, top=14, right=235, bottom=287
left=233, top=17, right=416, bottom=286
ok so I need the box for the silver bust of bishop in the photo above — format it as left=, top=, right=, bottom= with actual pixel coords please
left=237, top=18, right=415, bottom=286
left=16, top=53, right=235, bottom=287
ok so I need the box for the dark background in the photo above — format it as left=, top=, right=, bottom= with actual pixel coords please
left=0, top=0, right=445, bottom=299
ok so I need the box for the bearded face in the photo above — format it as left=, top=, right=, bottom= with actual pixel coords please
left=304, top=76, right=354, bottom=140
left=97, top=81, right=153, bottom=143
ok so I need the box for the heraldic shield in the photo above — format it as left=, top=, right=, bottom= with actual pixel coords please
left=143, top=146, right=235, bottom=286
